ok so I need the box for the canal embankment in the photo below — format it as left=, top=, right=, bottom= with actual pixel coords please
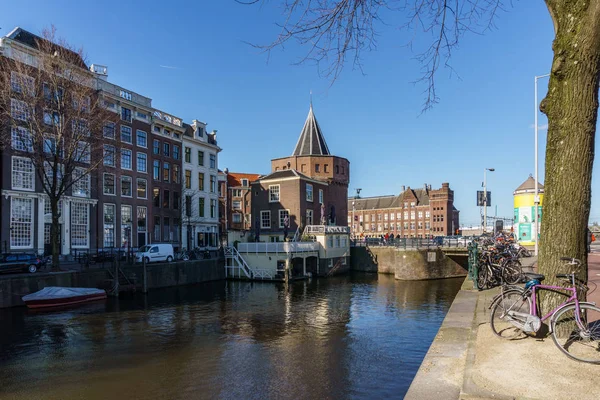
left=351, top=246, right=467, bottom=279
left=0, top=259, right=225, bottom=308
left=406, top=254, right=600, bottom=400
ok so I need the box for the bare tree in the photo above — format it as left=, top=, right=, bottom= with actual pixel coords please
left=0, top=27, right=110, bottom=268
left=241, top=0, right=600, bottom=310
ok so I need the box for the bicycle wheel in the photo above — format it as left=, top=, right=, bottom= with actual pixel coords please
left=501, top=261, right=523, bottom=285
left=477, top=265, right=489, bottom=290
left=490, top=289, right=531, bottom=339
left=551, top=303, right=600, bottom=364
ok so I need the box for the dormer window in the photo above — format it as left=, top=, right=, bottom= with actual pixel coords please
left=241, top=179, right=249, bottom=187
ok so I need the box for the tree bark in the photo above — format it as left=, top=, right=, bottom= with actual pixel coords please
left=50, top=198, right=60, bottom=271
left=539, top=0, right=600, bottom=311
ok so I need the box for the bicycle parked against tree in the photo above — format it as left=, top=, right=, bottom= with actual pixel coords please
left=489, top=257, right=600, bottom=364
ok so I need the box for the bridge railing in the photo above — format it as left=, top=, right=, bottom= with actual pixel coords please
left=350, top=237, right=471, bottom=249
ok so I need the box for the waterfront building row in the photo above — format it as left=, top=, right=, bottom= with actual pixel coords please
left=0, top=27, right=221, bottom=255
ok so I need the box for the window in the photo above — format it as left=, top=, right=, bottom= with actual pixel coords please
left=384, top=214, right=389, bottom=221
left=425, top=211, right=431, bottom=219
left=404, top=211, right=408, bottom=220
left=11, top=127, right=33, bottom=152
left=153, top=160, right=160, bottom=180
left=121, top=205, right=132, bottom=246
left=136, top=111, right=148, bottom=121
left=279, top=210, right=290, bottom=228
left=425, top=222, right=431, bottom=230
left=72, top=168, right=90, bottom=197
left=12, top=157, right=34, bottom=191
left=10, top=197, right=33, bottom=248
left=153, top=188, right=160, bottom=207
left=136, top=130, right=147, bottom=147
left=10, top=72, right=34, bottom=95
left=163, top=190, right=170, bottom=208
left=410, top=202, right=416, bottom=207
left=71, top=202, right=89, bottom=247
left=163, top=217, right=170, bottom=241
left=137, top=153, right=147, bottom=173
left=390, top=213, right=395, bottom=221
left=101, top=122, right=115, bottom=140
left=173, top=145, right=180, bottom=160
left=153, top=139, right=160, bottom=154
left=121, top=176, right=132, bottom=197
left=104, top=145, right=116, bottom=167
left=210, top=175, right=216, bottom=193
left=232, top=200, right=242, bottom=210
left=103, top=173, right=115, bottom=195
left=120, top=125, right=132, bottom=143
left=210, top=154, right=216, bottom=169
left=210, top=199, right=217, bottom=218
left=76, top=141, right=90, bottom=163
left=198, top=151, right=204, bottom=166
left=10, top=98, right=30, bottom=121
left=261, top=211, right=271, bottom=229
left=173, top=192, right=180, bottom=210
left=315, top=164, right=320, bottom=173
left=185, top=195, right=192, bottom=217
left=137, top=207, right=147, bottom=232
left=163, top=143, right=170, bottom=157
left=121, top=149, right=132, bottom=170
left=103, top=204, right=115, bottom=247
left=233, top=214, right=242, bottom=223
left=306, top=209, right=313, bottom=225
left=121, top=106, right=132, bottom=122
left=324, top=164, right=329, bottom=173
left=232, top=189, right=242, bottom=197
left=410, top=222, right=416, bottom=230
left=241, top=178, right=249, bottom=187
left=404, top=222, right=409, bottom=230
left=404, top=202, right=408, bottom=207
left=153, top=126, right=161, bottom=133
left=319, top=189, right=324, bottom=204
left=418, top=211, right=423, bottom=219
left=185, top=147, right=191, bottom=163
left=133, top=178, right=146, bottom=200
left=163, top=162, right=170, bottom=182
left=411, top=211, right=415, bottom=219
left=198, top=173, right=205, bottom=191
left=377, top=214, right=382, bottom=221
left=42, top=111, right=59, bottom=126
left=185, top=170, right=191, bottom=189
left=72, top=119, right=90, bottom=137
left=269, top=185, right=280, bottom=202
left=173, top=165, right=180, bottom=184
left=199, top=197, right=205, bottom=217
left=306, top=184, right=313, bottom=202
left=154, top=216, right=160, bottom=241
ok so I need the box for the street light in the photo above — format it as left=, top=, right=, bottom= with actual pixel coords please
left=534, top=74, right=550, bottom=256
left=352, top=188, right=362, bottom=238
left=483, top=168, right=495, bottom=234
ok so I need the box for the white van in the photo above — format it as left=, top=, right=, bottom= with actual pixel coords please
left=136, top=244, right=174, bottom=264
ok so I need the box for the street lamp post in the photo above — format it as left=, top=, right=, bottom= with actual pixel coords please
left=483, top=168, right=495, bottom=234
left=534, top=74, right=550, bottom=256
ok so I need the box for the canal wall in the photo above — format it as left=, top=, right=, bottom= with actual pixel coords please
left=0, top=259, right=225, bottom=308
left=350, top=247, right=467, bottom=280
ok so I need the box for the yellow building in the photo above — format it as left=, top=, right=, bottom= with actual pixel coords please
left=513, top=175, right=544, bottom=245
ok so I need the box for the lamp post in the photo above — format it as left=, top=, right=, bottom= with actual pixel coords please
left=483, top=168, right=495, bottom=234
left=353, top=188, right=362, bottom=238
left=534, top=74, right=549, bottom=256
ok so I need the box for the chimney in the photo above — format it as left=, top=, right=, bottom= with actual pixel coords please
left=401, top=185, right=405, bottom=191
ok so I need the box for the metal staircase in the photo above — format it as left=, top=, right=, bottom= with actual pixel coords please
left=224, top=246, right=274, bottom=279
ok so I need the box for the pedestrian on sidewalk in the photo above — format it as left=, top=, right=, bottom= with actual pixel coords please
left=587, top=228, right=592, bottom=254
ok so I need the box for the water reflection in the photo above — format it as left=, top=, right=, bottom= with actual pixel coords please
left=0, top=273, right=462, bottom=400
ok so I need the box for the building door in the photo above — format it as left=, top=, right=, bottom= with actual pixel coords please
left=138, top=232, right=146, bottom=247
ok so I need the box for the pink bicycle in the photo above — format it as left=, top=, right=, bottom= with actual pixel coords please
left=489, top=257, right=600, bottom=364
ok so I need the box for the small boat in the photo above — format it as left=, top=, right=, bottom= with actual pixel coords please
left=22, top=287, right=107, bottom=309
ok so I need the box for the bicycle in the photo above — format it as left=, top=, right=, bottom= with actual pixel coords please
left=489, top=257, right=600, bottom=364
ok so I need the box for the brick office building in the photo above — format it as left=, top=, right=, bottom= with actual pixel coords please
left=219, top=171, right=261, bottom=236
left=348, top=183, right=460, bottom=238
left=251, top=105, right=349, bottom=241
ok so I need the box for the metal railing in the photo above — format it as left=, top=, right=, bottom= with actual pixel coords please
left=350, top=237, right=471, bottom=250
left=237, top=242, right=319, bottom=255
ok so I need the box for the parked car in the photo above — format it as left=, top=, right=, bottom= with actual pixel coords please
left=0, top=253, right=47, bottom=274
left=135, top=244, right=174, bottom=264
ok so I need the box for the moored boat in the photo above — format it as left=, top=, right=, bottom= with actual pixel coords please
left=22, top=287, right=107, bottom=309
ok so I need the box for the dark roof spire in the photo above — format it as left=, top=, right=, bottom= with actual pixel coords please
left=292, top=104, right=331, bottom=156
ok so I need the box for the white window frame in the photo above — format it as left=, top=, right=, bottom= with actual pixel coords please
left=232, top=200, right=242, bottom=210
left=319, top=189, right=323, bottom=204
left=137, top=152, right=147, bottom=173
left=241, top=178, right=249, bottom=187
left=121, top=125, right=132, bottom=143
left=121, top=149, right=132, bottom=170
left=260, top=210, right=271, bottom=229
left=11, top=126, right=33, bottom=152
left=11, top=156, right=34, bottom=191
left=103, top=173, right=116, bottom=195
left=306, top=209, right=313, bottom=225
left=136, top=130, right=148, bottom=148
left=72, top=167, right=90, bottom=198
left=279, top=209, right=290, bottom=228
left=103, top=122, right=116, bottom=139
left=269, top=185, right=280, bottom=202
left=10, top=197, right=34, bottom=249
left=104, top=144, right=115, bottom=167
left=306, top=183, right=313, bottom=202
left=10, top=71, right=35, bottom=95
left=121, top=176, right=133, bottom=198
left=71, top=202, right=90, bottom=248
left=137, top=178, right=147, bottom=199
left=10, top=98, right=30, bottom=121
left=232, top=213, right=242, bottom=223
left=76, top=141, right=90, bottom=163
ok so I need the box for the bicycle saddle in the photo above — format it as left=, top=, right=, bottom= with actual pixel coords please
left=523, top=272, right=545, bottom=282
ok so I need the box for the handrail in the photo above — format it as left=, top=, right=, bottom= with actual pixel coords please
left=238, top=242, right=319, bottom=254
left=224, top=246, right=275, bottom=279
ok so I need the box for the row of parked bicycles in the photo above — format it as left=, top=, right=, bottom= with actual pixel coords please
left=475, top=233, right=531, bottom=290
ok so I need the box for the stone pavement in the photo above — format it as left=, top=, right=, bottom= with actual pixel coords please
left=406, top=254, right=600, bottom=400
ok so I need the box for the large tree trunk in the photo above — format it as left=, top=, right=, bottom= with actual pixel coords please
left=539, top=0, right=600, bottom=312
left=50, top=198, right=61, bottom=271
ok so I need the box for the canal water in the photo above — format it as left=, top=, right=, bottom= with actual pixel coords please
left=0, top=273, right=462, bottom=400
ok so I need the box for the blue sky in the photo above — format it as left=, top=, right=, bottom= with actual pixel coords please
left=2, top=1, right=599, bottom=226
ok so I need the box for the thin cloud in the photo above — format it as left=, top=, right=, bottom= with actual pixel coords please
left=159, top=65, right=181, bottom=70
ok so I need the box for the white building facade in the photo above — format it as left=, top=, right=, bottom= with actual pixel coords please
left=181, top=120, right=221, bottom=250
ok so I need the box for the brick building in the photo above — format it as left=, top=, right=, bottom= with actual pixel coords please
left=348, top=183, right=460, bottom=238
left=251, top=104, right=349, bottom=241
left=219, top=171, right=261, bottom=237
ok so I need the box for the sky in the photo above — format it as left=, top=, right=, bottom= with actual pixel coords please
left=2, top=0, right=599, bottom=227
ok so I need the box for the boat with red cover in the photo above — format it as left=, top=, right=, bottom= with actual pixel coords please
left=22, top=287, right=107, bottom=309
